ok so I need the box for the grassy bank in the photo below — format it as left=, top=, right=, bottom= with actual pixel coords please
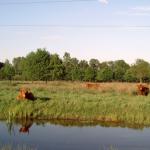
left=0, top=81, right=150, bottom=125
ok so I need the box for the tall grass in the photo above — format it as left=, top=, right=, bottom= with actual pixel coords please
left=0, top=81, right=150, bottom=125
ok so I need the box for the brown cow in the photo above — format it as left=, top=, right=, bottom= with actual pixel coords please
left=137, top=84, right=149, bottom=96
left=17, top=88, right=35, bottom=100
left=85, top=83, right=100, bottom=90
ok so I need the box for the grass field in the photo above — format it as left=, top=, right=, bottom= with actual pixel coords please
left=0, top=81, right=150, bottom=126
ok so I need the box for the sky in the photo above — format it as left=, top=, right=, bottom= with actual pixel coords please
left=0, top=0, right=150, bottom=64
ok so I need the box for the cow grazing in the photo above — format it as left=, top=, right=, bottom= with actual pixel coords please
left=17, top=88, right=35, bottom=100
left=137, top=84, right=149, bottom=96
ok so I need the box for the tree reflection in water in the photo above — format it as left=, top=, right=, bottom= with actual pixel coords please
left=5, top=118, right=148, bottom=135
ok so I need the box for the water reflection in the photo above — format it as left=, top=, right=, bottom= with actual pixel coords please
left=4, top=118, right=148, bottom=136
left=0, top=144, right=37, bottom=150
left=2, top=119, right=150, bottom=150
left=38, top=119, right=146, bottom=130
left=6, top=119, right=148, bottom=134
left=19, top=119, right=33, bottom=134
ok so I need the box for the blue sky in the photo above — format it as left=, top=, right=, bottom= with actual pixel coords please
left=0, top=0, right=150, bottom=64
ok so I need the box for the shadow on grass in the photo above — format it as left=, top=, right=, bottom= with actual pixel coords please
left=35, top=97, right=51, bottom=101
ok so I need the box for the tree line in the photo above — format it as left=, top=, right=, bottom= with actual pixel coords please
left=0, top=49, right=150, bottom=83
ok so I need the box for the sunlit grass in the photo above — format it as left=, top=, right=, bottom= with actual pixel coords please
left=0, top=81, right=150, bottom=125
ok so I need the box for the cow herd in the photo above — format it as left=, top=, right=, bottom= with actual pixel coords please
left=16, top=83, right=149, bottom=101
left=84, top=83, right=149, bottom=96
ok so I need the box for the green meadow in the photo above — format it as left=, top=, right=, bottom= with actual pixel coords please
left=0, top=81, right=150, bottom=126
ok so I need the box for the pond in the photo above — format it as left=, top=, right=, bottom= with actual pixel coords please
left=0, top=120, right=150, bottom=150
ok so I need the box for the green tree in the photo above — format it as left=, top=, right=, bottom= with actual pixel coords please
left=84, top=67, right=95, bottom=81
left=63, top=52, right=72, bottom=80
left=89, top=59, right=100, bottom=81
left=78, top=60, right=89, bottom=81
left=12, top=57, right=25, bottom=80
left=49, top=54, right=64, bottom=80
left=0, top=62, right=4, bottom=70
left=23, top=49, right=51, bottom=81
left=69, top=58, right=80, bottom=81
left=124, top=67, right=137, bottom=82
left=63, top=52, right=80, bottom=81
left=96, top=67, right=113, bottom=82
left=0, top=60, right=15, bottom=81
left=113, top=60, right=130, bottom=81
left=133, top=59, right=150, bottom=83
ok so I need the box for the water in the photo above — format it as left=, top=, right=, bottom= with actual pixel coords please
left=0, top=120, right=150, bottom=150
